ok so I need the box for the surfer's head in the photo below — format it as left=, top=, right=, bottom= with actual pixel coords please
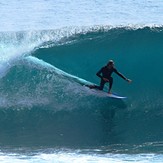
left=107, top=60, right=114, bottom=68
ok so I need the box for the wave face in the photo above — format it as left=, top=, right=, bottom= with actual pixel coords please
left=0, top=26, right=163, bottom=149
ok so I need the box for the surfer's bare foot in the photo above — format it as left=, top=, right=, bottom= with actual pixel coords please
left=108, top=92, right=112, bottom=94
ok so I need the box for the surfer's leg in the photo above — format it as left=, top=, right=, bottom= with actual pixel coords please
left=99, top=79, right=106, bottom=90
left=87, top=79, right=105, bottom=90
left=108, top=77, right=113, bottom=92
left=88, top=85, right=98, bottom=89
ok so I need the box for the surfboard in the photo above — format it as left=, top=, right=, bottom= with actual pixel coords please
left=84, top=84, right=127, bottom=99
left=107, top=93, right=127, bottom=99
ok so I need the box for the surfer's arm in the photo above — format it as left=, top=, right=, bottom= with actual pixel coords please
left=114, top=69, right=132, bottom=83
left=96, top=68, right=103, bottom=79
left=114, top=69, right=128, bottom=81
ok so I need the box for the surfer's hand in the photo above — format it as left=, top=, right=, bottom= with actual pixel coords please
left=103, top=78, right=109, bottom=82
left=126, top=79, right=132, bottom=83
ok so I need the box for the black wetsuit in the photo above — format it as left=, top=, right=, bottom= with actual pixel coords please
left=96, top=66, right=127, bottom=92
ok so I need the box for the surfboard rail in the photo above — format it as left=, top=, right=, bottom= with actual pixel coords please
left=84, top=84, right=127, bottom=99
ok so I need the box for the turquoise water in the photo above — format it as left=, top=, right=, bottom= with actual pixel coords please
left=0, top=0, right=163, bottom=162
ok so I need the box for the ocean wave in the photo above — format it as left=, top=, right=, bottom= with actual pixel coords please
left=0, top=25, right=163, bottom=147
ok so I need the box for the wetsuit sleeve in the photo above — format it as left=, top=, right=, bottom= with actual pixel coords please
left=114, top=68, right=127, bottom=81
left=96, top=68, right=103, bottom=79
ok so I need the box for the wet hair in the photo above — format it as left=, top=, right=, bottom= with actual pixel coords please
left=107, top=60, right=114, bottom=65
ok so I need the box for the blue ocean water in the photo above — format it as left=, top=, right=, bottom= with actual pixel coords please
left=0, top=0, right=163, bottom=162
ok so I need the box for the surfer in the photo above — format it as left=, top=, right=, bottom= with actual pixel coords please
left=90, top=60, right=132, bottom=93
